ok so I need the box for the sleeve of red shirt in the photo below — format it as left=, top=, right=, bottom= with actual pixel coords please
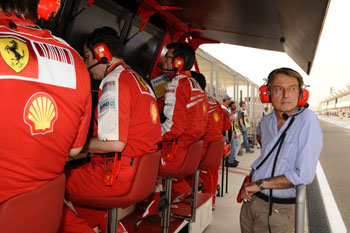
left=221, top=106, right=231, bottom=131
left=71, top=70, right=92, bottom=149
left=116, top=73, right=131, bottom=143
left=97, top=70, right=131, bottom=143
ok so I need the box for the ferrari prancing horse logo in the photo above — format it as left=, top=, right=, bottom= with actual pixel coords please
left=0, top=38, right=29, bottom=73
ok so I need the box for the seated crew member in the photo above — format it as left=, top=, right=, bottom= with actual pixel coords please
left=60, top=27, right=162, bottom=233
left=140, top=43, right=208, bottom=220
left=160, top=42, right=208, bottom=203
left=191, top=71, right=231, bottom=207
left=0, top=0, right=91, bottom=205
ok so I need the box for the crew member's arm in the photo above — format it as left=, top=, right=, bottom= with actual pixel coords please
left=162, top=78, right=190, bottom=140
left=241, top=175, right=293, bottom=202
left=239, top=117, right=245, bottom=131
left=69, top=68, right=92, bottom=157
left=229, top=114, right=235, bottom=121
left=70, top=147, right=84, bottom=157
left=84, top=138, right=126, bottom=154
left=221, top=105, right=231, bottom=131
left=256, top=121, right=262, bottom=146
left=91, top=71, right=132, bottom=153
left=256, top=135, right=261, bottom=146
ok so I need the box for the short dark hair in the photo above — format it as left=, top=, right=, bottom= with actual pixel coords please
left=267, top=67, right=304, bottom=89
left=1, top=0, right=38, bottom=21
left=86, top=27, right=124, bottom=59
left=239, top=101, right=246, bottom=107
left=190, top=71, right=206, bottom=90
left=166, top=42, right=195, bottom=71
left=228, top=101, right=236, bottom=108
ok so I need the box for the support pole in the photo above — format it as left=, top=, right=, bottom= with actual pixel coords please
left=295, top=185, right=306, bottom=233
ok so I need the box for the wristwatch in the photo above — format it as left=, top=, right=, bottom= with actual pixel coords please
left=256, top=180, right=265, bottom=190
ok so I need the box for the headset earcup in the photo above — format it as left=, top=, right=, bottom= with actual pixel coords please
left=298, top=88, right=309, bottom=107
left=92, top=43, right=112, bottom=64
left=259, top=85, right=270, bottom=103
left=37, top=0, right=61, bottom=21
left=172, top=57, right=184, bottom=72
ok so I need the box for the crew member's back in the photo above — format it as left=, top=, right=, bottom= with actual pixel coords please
left=0, top=12, right=92, bottom=203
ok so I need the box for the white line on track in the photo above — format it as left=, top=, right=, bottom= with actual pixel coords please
left=319, top=118, right=350, bottom=129
left=316, top=161, right=347, bottom=233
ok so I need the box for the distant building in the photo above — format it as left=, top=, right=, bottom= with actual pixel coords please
left=319, top=84, right=350, bottom=117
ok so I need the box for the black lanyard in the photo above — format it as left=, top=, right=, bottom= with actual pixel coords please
left=254, top=116, right=295, bottom=172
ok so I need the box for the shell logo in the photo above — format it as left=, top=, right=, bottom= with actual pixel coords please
left=24, top=92, right=58, bottom=135
left=213, top=112, right=220, bottom=122
left=150, top=101, right=159, bottom=124
left=203, top=103, right=207, bottom=113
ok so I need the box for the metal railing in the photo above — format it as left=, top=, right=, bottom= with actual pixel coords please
left=295, top=185, right=306, bottom=233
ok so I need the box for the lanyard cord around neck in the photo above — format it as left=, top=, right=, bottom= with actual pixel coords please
left=268, top=116, right=295, bottom=213
left=254, top=116, right=295, bottom=172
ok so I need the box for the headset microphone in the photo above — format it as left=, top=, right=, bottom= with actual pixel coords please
left=87, top=62, right=101, bottom=70
left=157, top=63, right=175, bottom=72
left=282, top=103, right=309, bottom=121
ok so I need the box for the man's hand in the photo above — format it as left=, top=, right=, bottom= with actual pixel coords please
left=240, top=182, right=260, bottom=202
left=241, top=175, right=294, bottom=202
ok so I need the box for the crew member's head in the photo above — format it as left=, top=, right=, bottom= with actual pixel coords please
left=84, top=27, right=124, bottom=80
left=240, top=101, right=246, bottom=110
left=229, top=101, right=236, bottom=112
left=267, top=67, right=304, bottom=115
left=0, top=0, right=61, bottom=21
left=190, top=71, right=206, bottom=90
left=162, top=42, right=195, bottom=73
left=222, top=94, right=231, bottom=106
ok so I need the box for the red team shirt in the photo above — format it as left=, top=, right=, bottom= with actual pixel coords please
left=162, top=72, right=208, bottom=141
left=199, top=94, right=231, bottom=206
left=161, top=71, right=208, bottom=170
left=62, top=62, right=162, bottom=233
left=93, top=62, right=162, bottom=158
left=202, top=95, right=231, bottom=153
left=0, top=13, right=92, bottom=203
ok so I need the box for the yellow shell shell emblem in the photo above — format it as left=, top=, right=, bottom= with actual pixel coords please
left=150, top=102, right=158, bottom=124
left=213, top=112, right=220, bottom=122
left=203, top=103, right=207, bottom=113
left=24, top=92, right=58, bottom=135
left=0, top=38, right=29, bottom=73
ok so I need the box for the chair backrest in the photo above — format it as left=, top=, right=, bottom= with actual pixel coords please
left=159, top=140, right=203, bottom=179
left=0, top=173, right=66, bottom=233
left=199, top=139, right=225, bottom=170
left=120, top=150, right=160, bottom=207
left=69, top=150, right=161, bottom=209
